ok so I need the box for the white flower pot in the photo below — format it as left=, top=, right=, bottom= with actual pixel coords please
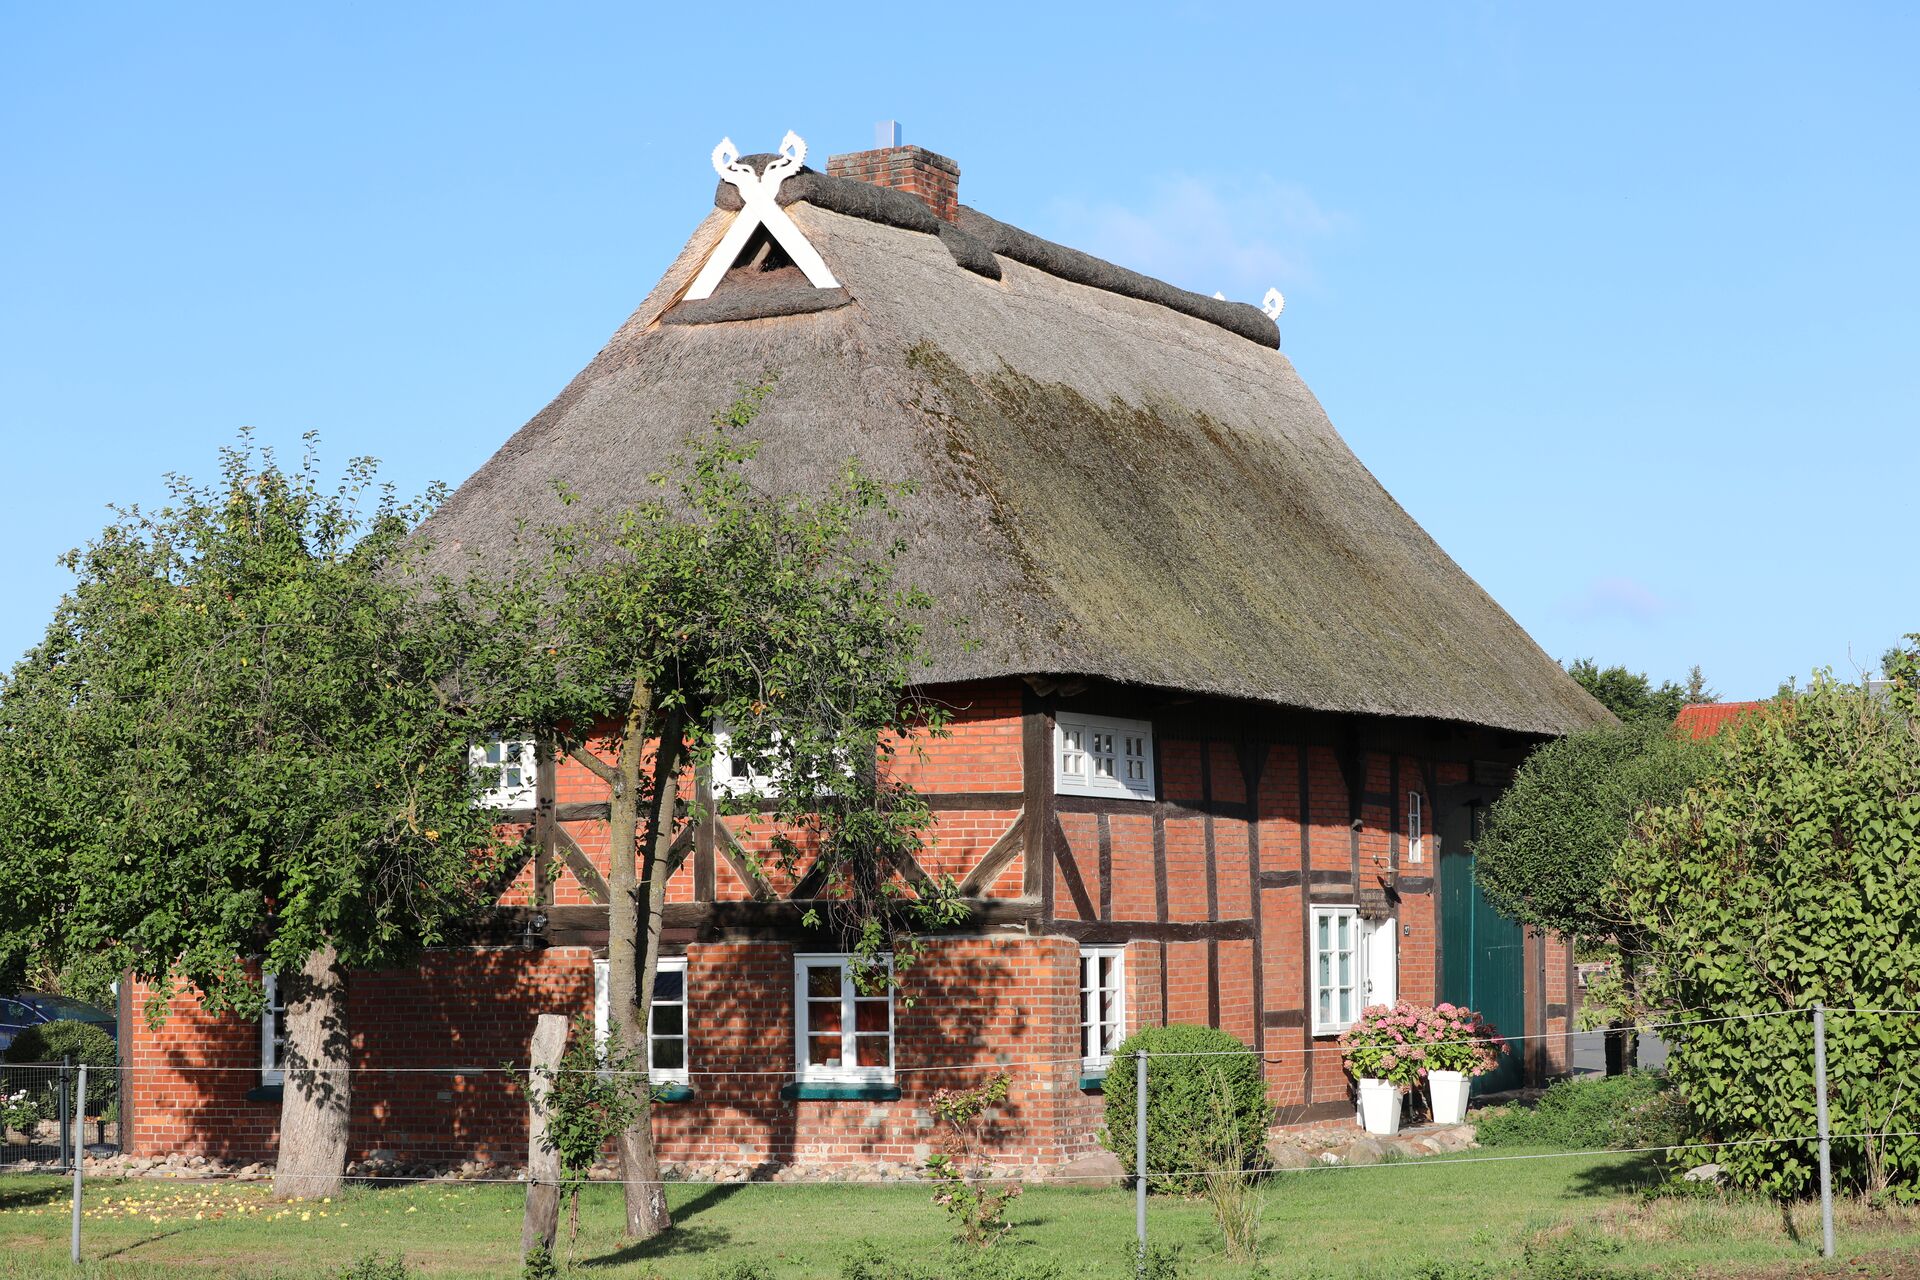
left=1357, top=1078, right=1402, bottom=1135
left=1428, top=1069, right=1470, bottom=1125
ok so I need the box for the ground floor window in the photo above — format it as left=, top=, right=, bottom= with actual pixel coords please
left=794, top=954, right=893, bottom=1083
left=1311, top=907, right=1398, bottom=1035
left=1080, top=946, right=1126, bottom=1070
left=259, top=974, right=286, bottom=1085
left=593, top=955, right=691, bottom=1085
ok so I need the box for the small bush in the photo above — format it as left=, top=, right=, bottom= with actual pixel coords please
left=1518, top=1229, right=1652, bottom=1280
left=1101, top=1024, right=1271, bottom=1195
left=840, top=1240, right=1063, bottom=1280
left=336, top=1254, right=415, bottom=1280
left=521, top=1242, right=558, bottom=1280
left=700, top=1262, right=775, bottom=1280
left=1475, top=1072, right=1685, bottom=1152
left=3, top=1019, right=117, bottom=1112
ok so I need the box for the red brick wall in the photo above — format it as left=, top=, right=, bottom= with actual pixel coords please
left=127, top=949, right=594, bottom=1165
left=128, top=936, right=1101, bottom=1172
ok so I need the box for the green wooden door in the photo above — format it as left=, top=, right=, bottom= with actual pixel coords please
left=1438, top=796, right=1524, bottom=1094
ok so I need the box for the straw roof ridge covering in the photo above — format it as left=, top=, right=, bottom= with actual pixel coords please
left=419, top=183, right=1607, bottom=738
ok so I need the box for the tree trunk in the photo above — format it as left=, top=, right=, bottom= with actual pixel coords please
left=521, top=1013, right=567, bottom=1262
left=273, top=944, right=351, bottom=1198
left=606, top=685, right=673, bottom=1240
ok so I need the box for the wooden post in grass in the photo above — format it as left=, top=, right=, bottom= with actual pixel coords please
left=521, top=1014, right=568, bottom=1262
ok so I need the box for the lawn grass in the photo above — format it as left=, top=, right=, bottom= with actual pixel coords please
left=0, top=1149, right=1915, bottom=1280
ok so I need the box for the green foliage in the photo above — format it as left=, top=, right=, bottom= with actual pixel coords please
left=1565, top=659, right=1694, bottom=725
left=1620, top=673, right=1920, bottom=1197
left=1473, top=1072, right=1687, bottom=1151
left=1100, top=1025, right=1271, bottom=1195
left=699, top=1262, right=775, bottom=1280
left=519, top=1242, right=557, bottom=1280
left=335, top=1253, right=415, bottom=1280
left=1476, top=720, right=1709, bottom=943
left=840, top=1239, right=1065, bottom=1280
left=1133, top=1243, right=1184, bottom=1280
left=2, top=1019, right=118, bottom=1113
left=927, top=1072, right=1020, bottom=1247
left=0, top=433, right=511, bottom=1017
left=1885, top=633, right=1919, bottom=715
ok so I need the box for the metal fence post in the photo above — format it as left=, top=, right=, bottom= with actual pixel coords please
left=57, top=1056, right=71, bottom=1170
left=70, top=1063, right=87, bottom=1265
left=1812, top=1003, right=1834, bottom=1259
left=1135, top=1049, right=1148, bottom=1273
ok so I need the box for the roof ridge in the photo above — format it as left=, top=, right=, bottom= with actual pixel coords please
left=712, top=157, right=1278, bottom=349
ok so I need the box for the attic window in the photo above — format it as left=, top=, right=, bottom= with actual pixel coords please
left=1055, top=713, right=1154, bottom=801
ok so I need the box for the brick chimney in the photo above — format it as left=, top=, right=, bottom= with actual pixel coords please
left=827, top=140, right=960, bottom=223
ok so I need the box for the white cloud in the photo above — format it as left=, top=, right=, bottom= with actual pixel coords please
left=1042, top=175, right=1347, bottom=303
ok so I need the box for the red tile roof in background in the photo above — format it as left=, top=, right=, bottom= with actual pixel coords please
left=1674, top=700, right=1770, bottom=740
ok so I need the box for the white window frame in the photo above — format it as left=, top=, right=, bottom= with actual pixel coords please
left=1054, top=713, right=1155, bottom=801
left=1407, top=791, right=1424, bottom=864
left=260, top=974, right=286, bottom=1086
left=1079, top=946, right=1127, bottom=1071
left=1310, top=907, right=1398, bottom=1035
left=793, top=954, right=894, bottom=1085
left=711, top=723, right=776, bottom=798
left=592, top=956, right=691, bottom=1086
left=472, top=737, right=538, bottom=809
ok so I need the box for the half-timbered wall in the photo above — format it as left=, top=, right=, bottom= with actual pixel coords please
left=123, top=675, right=1575, bottom=1168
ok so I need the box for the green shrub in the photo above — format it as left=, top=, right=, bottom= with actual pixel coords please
left=1474, top=1072, right=1686, bottom=1152
left=336, top=1254, right=414, bottom=1280
left=1100, top=1024, right=1271, bottom=1195
left=840, top=1240, right=1063, bottom=1280
left=2, top=1019, right=117, bottom=1112
left=520, top=1242, right=558, bottom=1280
left=1518, top=1229, right=1652, bottom=1280
left=1621, top=674, right=1920, bottom=1197
left=701, top=1262, right=775, bottom=1280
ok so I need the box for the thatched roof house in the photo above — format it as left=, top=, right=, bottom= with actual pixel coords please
left=422, top=140, right=1605, bottom=739
left=128, top=135, right=1604, bottom=1178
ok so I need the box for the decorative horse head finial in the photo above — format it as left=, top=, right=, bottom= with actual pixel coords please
left=687, top=131, right=839, bottom=301
left=711, top=130, right=808, bottom=190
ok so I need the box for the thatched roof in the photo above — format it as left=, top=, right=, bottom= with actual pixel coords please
left=421, top=161, right=1608, bottom=737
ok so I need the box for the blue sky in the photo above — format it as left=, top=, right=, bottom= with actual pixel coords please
left=4, top=4, right=1914, bottom=700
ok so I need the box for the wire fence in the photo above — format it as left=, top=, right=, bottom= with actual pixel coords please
left=4, top=1004, right=1915, bottom=1272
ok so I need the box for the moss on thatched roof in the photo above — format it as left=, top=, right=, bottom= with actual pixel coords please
left=420, top=177, right=1607, bottom=737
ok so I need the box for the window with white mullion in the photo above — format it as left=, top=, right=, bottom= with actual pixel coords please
left=260, top=974, right=286, bottom=1086
left=593, top=955, right=692, bottom=1086
left=472, top=737, right=538, bottom=809
left=1310, top=906, right=1397, bottom=1035
left=794, top=955, right=894, bottom=1083
left=1312, top=906, right=1360, bottom=1035
left=1055, top=714, right=1155, bottom=801
left=1079, top=947, right=1126, bottom=1070
left=648, top=957, right=689, bottom=1085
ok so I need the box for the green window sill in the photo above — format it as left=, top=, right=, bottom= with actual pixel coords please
left=1079, top=1072, right=1108, bottom=1093
left=653, top=1082, right=695, bottom=1104
left=780, top=1081, right=902, bottom=1102
left=245, top=1084, right=283, bottom=1103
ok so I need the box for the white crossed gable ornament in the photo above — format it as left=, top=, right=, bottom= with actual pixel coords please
left=684, top=131, right=840, bottom=301
left=1262, top=288, right=1285, bottom=320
